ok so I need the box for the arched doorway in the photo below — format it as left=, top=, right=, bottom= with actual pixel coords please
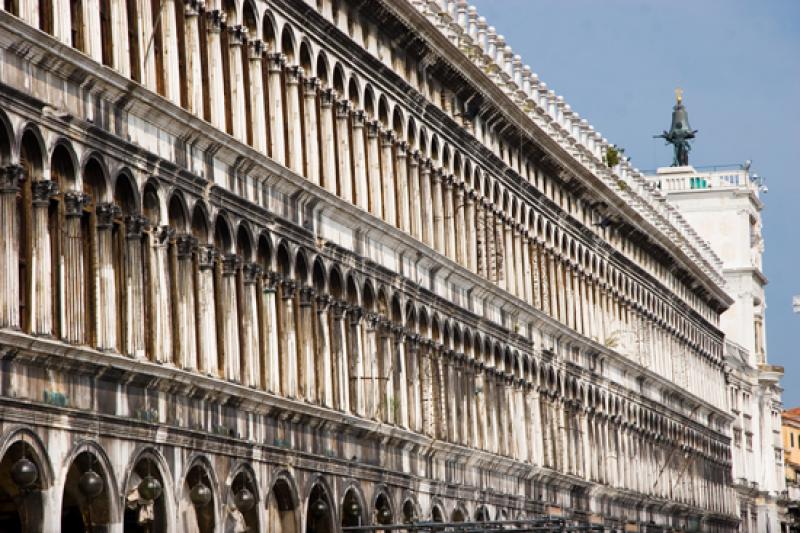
left=451, top=506, right=466, bottom=523
left=402, top=499, right=418, bottom=524
left=475, top=505, right=490, bottom=522
left=61, top=450, right=114, bottom=532
left=306, top=483, right=333, bottom=533
left=267, top=477, right=298, bottom=533
left=341, top=488, right=365, bottom=528
left=181, top=462, right=215, bottom=533
left=374, top=492, right=392, bottom=531
left=123, top=455, right=167, bottom=532
left=0, top=439, right=46, bottom=532
left=226, top=468, right=259, bottom=532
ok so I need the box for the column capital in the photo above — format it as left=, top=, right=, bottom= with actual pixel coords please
left=125, top=215, right=147, bottom=239
left=335, top=99, right=351, bottom=118
left=1, top=164, right=24, bottom=192
left=431, top=168, right=443, bottom=184
left=31, top=179, right=58, bottom=206
left=285, top=65, right=304, bottom=84
left=330, top=300, right=348, bottom=319
left=315, top=294, right=331, bottom=312
left=227, top=25, right=247, bottom=46
left=380, top=129, right=395, bottom=147
left=409, top=150, right=421, bottom=165
left=298, top=286, right=316, bottom=307
left=366, top=119, right=381, bottom=138
left=184, top=0, right=202, bottom=17
left=303, top=76, right=320, bottom=96
left=155, top=225, right=175, bottom=245
left=95, top=202, right=121, bottom=229
left=347, top=305, right=364, bottom=325
left=392, top=325, right=407, bottom=341
left=351, top=110, right=366, bottom=127
left=242, top=262, right=262, bottom=284
left=319, top=88, right=337, bottom=107
left=247, top=39, right=265, bottom=60
left=266, top=52, right=286, bottom=72
left=262, top=270, right=280, bottom=291
left=197, top=244, right=217, bottom=270
left=396, top=140, right=409, bottom=156
left=280, top=279, right=297, bottom=298
left=206, top=9, right=225, bottom=32
left=221, top=253, right=240, bottom=276
left=175, top=233, right=198, bottom=259
left=467, top=188, right=478, bottom=201
left=63, top=191, right=90, bottom=217
left=454, top=180, right=466, bottom=194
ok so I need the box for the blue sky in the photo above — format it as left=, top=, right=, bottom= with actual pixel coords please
left=471, top=0, right=800, bottom=406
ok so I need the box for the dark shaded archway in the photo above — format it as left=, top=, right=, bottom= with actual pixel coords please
left=306, top=482, right=333, bottom=533
left=123, top=455, right=167, bottom=533
left=0, top=440, right=46, bottom=532
left=61, top=450, right=114, bottom=532
left=267, top=477, right=298, bottom=533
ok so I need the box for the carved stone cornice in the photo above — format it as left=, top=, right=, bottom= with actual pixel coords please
left=95, top=202, right=121, bottom=229
left=63, top=191, right=90, bottom=217
left=175, top=233, right=197, bottom=259
left=31, top=179, right=58, bottom=206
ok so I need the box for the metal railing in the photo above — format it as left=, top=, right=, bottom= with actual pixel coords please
left=342, top=517, right=606, bottom=532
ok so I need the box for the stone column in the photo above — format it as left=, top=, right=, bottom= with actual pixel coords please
left=247, top=40, right=267, bottom=154
left=240, top=263, right=261, bottom=388
left=565, top=263, right=575, bottom=329
left=443, top=176, right=456, bottom=260
left=319, top=88, right=337, bottom=194
left=110, top=0, right=130, bottom=76
left=302, top=77, right=321, bottom=185
left=123, top=216, right=146, bottom=358
left=174, top=234, right=198, bottom=370
left=220, top=254, right=241, bottom=381
left=185, top=3, right=204, bottom=118
left=380, top=130, right=396, bottom=226
left=259, top=272, right=280, bottom=391
left=475, top=363, right=488, bottom=450
left=514, top=225, right=525, bottom=298
left=0, top=166, right=24, bottom=329
left=53, top=0, right=72, bottom=45
left=315, top=295, right=334, bottom=408
left=492, top=209, right=504, bottom=285
left=366, top=120, right=383, bottom=219
left=377, top=319, right=394, bottom=423
left=94, top=203, right=120, bottom=351
left=150, top=226, right=174, bottom=363
left=278, top=279, right=298, bottom=397
left=161, top=0, right=181, bottom=105
left=329, top=301, right=350, bottom=411
left=547, top=250, right=559, bottom=319
left=29, top=180, right=58, bottom=336
left=420, top=341, right=435, bottom=438
left=465, top=190, right=477, bottom=272
left=395, top=141, right=410, bottom=233
left=266, top=53, right=286, bottom=165
left=406, top=335, right=422, bottom=432
left=285, top=65, right=304, bottom=174
left=351, top=110, right=368, bottom=210
left=84, top=0, right=103, bottom=63
left=431, top=170, right=445, bottom=254
left=392, top=326, right=409, bottom=428
left=335, top=100, right=353, bottom=202
left=503, top=218, right=515, bottom=295
left=347, top=305, right=365, bottom=416
left=196, top=245, right=219, bottom=376
left=206, top=10, right=226, bottom=131
left=454, top=182, right=466, bottom=265
left=408, top=151, right=422, bottom=240
left=475, top=198, right=487, bottom=277
left=419, top=159, right=434, bottom=247
left=297, top=286, right=316, bottom=402
left=521, top=232, right=533, bottom=305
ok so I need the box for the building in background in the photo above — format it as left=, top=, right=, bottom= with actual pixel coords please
left=648, top=142, right=786, bottom=531
left=0, top=1, right=744, bottom=532
left=783, top=408, right=800, bottom=531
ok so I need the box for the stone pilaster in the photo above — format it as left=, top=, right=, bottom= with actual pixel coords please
left=29, top=179, right=58, bottom=335
left=0, top=165, right=24, bottom=329
left=266, top=52, right=286, bottom=165
left=302, top=77, right=321, bottom=184
left=240, top=262, right=261, bottom=388
left=319, top=88, right=337, bottom=194
left=62, top=191, right=89, bottom=343
left=197, top=244, right=219, bottom=376
left=94, top=202, right=121, bottom=350
left=284, top=65, right=304, bottom=173
left=335, top=99, right=352, bottom=202
left=174, top=234, right=198, bottom=371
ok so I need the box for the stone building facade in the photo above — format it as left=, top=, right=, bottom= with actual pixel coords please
left=0, top=0, right=739, bottom=531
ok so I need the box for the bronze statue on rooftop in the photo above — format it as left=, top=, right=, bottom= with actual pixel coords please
left=655, top=88, right=698, bottom=166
